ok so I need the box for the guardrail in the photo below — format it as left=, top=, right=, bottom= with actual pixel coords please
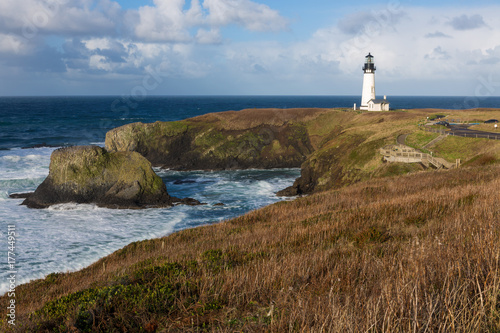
left=422, top=127, right=500, bottom=140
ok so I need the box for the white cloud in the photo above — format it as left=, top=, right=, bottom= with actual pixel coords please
left=2, top=1, right=500, bottom=96
left=314, top=7, right=500, bottom=79
left=202, top=0, right=288, bottom=32
left=0, top=34, right=32, bottom=54
left=425, top=31, right=452, bottom=39
left=196, top=28, right=222, bottom=44
left=424, top=46, right=451, bottom=60
left=0, top=0, right=120, bottom=37
left=89, top=54, right=111, bottom=71
left=133, top=0, right=192, bottom=42
left=84, top=38, right=112, bottom=51
left=132, top=0, right=288, bottom=42
left=337, top=9, right=403, bottom=36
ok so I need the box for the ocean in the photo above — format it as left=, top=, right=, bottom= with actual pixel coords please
left=1, top=95, right=499, bottom=294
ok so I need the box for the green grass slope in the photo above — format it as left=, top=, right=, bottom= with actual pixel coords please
left=3, top=163, right=500, bottom=332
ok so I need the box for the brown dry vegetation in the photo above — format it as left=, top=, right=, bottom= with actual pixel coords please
left=189, top=108, right=331, bottom=131
left=3, top=163, right=500, bottom=332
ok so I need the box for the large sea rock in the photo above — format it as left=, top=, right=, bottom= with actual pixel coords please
left=23, top=146, right=173, bottom=209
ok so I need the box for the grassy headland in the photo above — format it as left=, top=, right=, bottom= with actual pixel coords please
left=2, top=108, right=500, bottom=332
left=3, top=163, right=500, bottom=332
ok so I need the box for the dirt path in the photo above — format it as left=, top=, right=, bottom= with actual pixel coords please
left=397, top=134, right=408, bottom=145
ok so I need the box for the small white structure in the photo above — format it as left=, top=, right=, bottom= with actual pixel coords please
left=359, top=53, right=390, bottom=111
left=367, top=96, right=390, bottom=111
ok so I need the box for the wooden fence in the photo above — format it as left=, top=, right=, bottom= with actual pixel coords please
left=380, top=145, right=459, bottom=169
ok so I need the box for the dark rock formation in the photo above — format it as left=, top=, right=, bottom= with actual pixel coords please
left=104, top=108, right=322, bottom=171
left=22, top=146, right=173, bottom=209
left=9, top=193, right=32, bottom=199
left=171, top=197, right=205, bottom=206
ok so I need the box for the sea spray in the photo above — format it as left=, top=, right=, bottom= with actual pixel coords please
left=0, top=146, right=299, bottom=294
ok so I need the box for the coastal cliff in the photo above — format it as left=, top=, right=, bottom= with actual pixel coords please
left=4, top=108, right=500, bottom=332
left=105, top=108, right=322, bottom=170
left=105, top=108, right=500, bottom=196
left=23, top=146, right=173, bottom=209
left=105, top=108, right=428, bottom=195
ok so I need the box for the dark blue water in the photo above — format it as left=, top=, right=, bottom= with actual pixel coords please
left=2, top=95, right=499, bottom=150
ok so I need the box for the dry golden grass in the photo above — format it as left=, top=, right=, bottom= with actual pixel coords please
left=3, top=164, right=500, bottom=332
left=189, top=108, right=332, bottom=131
left=469, top=123, right=499, bottom=132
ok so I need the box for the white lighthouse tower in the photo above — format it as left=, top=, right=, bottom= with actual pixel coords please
left=358, top=53, right=389, bottom=111
left=360, top=53, right=376, bottom=110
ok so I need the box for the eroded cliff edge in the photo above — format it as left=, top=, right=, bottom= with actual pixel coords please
left=105, top=107, right=500, bottom=196
left=105, top=108, right=422, bottom=195
left=105, top=108, right=321, bottom=170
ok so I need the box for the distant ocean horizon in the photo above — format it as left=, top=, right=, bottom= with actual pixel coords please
left=1, top=95, right=499, bottom=294
left=2, top=95, right=499, bottom=150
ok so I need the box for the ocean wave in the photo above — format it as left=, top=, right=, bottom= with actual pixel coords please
left=0, top=162, right=299, bottom=296
left=0, top=206, right=187, bottom=295
left=47, top=203, right=100, bottom=211
left=254, top=180, right=276, bottom=196
left=0, top=148, right=53, bottom=181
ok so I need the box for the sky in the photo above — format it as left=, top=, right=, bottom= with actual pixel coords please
left=1, top=0, right=500, bottom=96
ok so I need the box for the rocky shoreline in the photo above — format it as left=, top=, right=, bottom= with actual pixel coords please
left=20, top=107, right=500, bottom=209
left=20, top=146, right=201, bottom=209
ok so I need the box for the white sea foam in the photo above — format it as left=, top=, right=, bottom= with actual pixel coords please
left=0, top=147, right=53, bottom=181
left=47, top=203, right=100, bottom=211
left=0, top=162, right=300, bottom=296
left=0, top=199, right=186, bottom=294
left=2, top=155, right=21, bottom=163
left=254, top=181, right=275, bottom=196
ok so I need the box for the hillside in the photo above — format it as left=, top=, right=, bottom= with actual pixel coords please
left=3, top=107, right=500, bottom=332
left=2, top=163, right=499, bottom=332
left=105, top=108, right=500, bottom=195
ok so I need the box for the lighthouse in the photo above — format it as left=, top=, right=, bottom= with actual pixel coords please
left=359, top=53, right=389, bottom=111
left=360, top=53, right=376, bottom=110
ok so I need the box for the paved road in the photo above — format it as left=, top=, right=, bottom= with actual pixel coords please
left=448, top=125, right=500, bottom=139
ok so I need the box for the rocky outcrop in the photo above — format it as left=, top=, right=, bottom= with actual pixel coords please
left=278, top=134, right=391, bottom=196
left=23, top=146, right=174, bottom=209
left=104, top=108, right=441, bottom=198
left=105, top=108, right=323, bottom=171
